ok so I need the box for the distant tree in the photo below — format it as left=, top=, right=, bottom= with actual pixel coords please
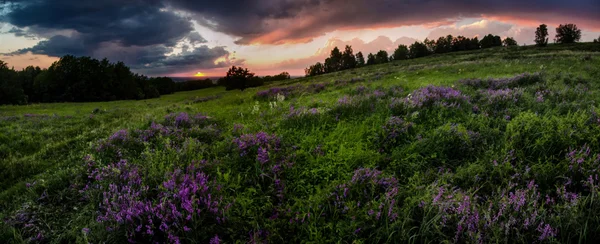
left=262, top=72, right=291, bottom=82
left=341, top=45, right=357, bottom=70
left=366, top=53, right=376, bottom=65
left=356, top=52, right=365, bottom=67
left=222, top=66, right=258, bottom=91
left=324, top=47, right=343, bottom=73
left=480, top=34, right=503, bottom=49
left=18, top=65, right=42, bottom=102
left=535, top=24, right=549, bottom=47
left=375, top=50, right=389, bottom=64
left=392, top=45, right=409, bottom=60
left=305, top=62, right=325, bottom=77
left=0, top=60, right=27, bottom=105
left=595, top=36, right=600, bottom=43
left=424, top=38, right=437, bottom=53
left=555, top=24, right=582, bottom=44
left=409, top=41, right=430, bottom=58
left=435, top=35, right=453, bottom=53
left=469, top=37, right=480, bottom=50
left=452, top=36, right=472, bottom=51
left=149, top=77, right=177, bottom=95
left=503, top=37, right=518, bottom=46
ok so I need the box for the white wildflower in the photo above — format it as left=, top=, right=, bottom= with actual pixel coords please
left=276, top=93, right=285, bottom=102
left=251, top=101, right=260, bottom=114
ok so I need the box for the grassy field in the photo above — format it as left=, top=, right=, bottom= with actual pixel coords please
left=2, top=43, right=600, bottom=243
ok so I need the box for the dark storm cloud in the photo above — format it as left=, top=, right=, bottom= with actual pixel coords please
left=14, top=34, right=88, bottom=56
left=1, top=0, right=236, bottom=75
left=5, top=0, right=193, bottom=47
left=4, top=27, right=36, bottom=38
left=168, top=0, right=600, bottom=44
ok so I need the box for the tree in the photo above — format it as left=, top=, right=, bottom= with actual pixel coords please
left=392, top=45, right=409, bottom=60
left=356, top=52, right=365, bottom=67
left=324, top=47, right=343, bottom=73
left=18, top=65, right=42, bottom=102
left=480, top=34, right=502, bottom=49
left=555, top=24, right=582, bottom=44
left=424, top=38, right=437, bottom=53
left=452, top=36, right=472, bottom=51
left=222, top=66, right=257, bottom=91
left=503, top=37, right=518, bottom=46
left=375, top=50, right=389, bottom=64
left=149, top=77, right=177, bottom=95
left=535, top=24, right=549, bottom=47
left=366, top=53, right=376, bottom=65
left=409, top=41, right=430, bottom=58
left=468, top=37, right=480, bottom=50
left=341, top=45, right=357, bottom=70
left=595, top=36, right=600, bottom=43
left=435, top=35, right=453, bottom=53
left=305, top=62, right=325, bottom=77
left=0, top=61, right=27, bottom=105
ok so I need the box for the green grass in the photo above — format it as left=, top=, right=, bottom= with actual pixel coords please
left=2, top=43, right=600, bottom=243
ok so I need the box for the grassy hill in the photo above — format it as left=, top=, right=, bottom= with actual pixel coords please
left=2, top=43, right=600, bottom=243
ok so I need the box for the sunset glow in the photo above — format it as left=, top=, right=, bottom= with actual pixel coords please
left=1, top=0, right=599, bottom=77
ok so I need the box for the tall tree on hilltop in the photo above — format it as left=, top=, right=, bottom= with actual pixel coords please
left=480, top=34, right=502, bottom=49
left=366, top=53, right=376, bottom=65
left=555, top=24, right=582, bottom=44
left=435, top=36, right=452, bottom=53
left=535, top=24, right=549, bottom=47
left=503, top=37, right=518, bottom=46
left=356, top=52, right=365, bottom=67
left=324, top=47, right=343, bottom=73
left=341, top=45, right=357, bottom=70
left=392, top=45, right=409, bottom=60
left=305, top=62, right=325, bottom=77
left=424, top=38, right=437, bottom=53
left=375, top=50, right=389, bottom=64
left=222, top=66, right=258, bottom=91
left=409, top=41, right=430, bottom=58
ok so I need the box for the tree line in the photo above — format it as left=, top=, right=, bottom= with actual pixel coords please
left=0, top=56, right=291, bottom=105
left=306, top=23, right=589, bottom=77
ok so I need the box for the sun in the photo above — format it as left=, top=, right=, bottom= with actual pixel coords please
left=194, top=72, right=206, bottom=77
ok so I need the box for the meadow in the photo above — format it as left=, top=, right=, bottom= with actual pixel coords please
left=2, top=43, right=600, bottom=243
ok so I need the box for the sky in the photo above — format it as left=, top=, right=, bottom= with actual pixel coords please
left=0, top=0, right=599, bottom=77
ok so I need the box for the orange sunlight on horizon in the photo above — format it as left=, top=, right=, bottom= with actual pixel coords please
left=194, top=72, right=206, bottom=77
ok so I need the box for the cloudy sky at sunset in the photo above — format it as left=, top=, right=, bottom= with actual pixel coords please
left=1, top=0, right=599, bottom=77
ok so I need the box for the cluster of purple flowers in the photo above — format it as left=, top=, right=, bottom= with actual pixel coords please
left=535, top=90, right=550, bottom=103
left=329, top=168, right=400, bottom=223
left=380, top=117, right=415, bottom=151
left=96, top=112, right=219, bottom=159
left=391, top=85, right=470, bottom=109
left=3, top=203, right=46, bottom=242
left=232, top=132, right=292, bottom=202
left=429, top=179, right=558, bottom=242
left=480, top=88, right=524, bottom=105
left=460, top=72, right=542, bottom=89
left=287, top=106, right=321, bottom=119
left=84, top=158, right=228, bottom=243
left=163, top=112, right=210, bottom=129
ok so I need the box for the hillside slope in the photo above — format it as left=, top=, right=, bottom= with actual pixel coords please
left=2, top=43, right=600, bottom=243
